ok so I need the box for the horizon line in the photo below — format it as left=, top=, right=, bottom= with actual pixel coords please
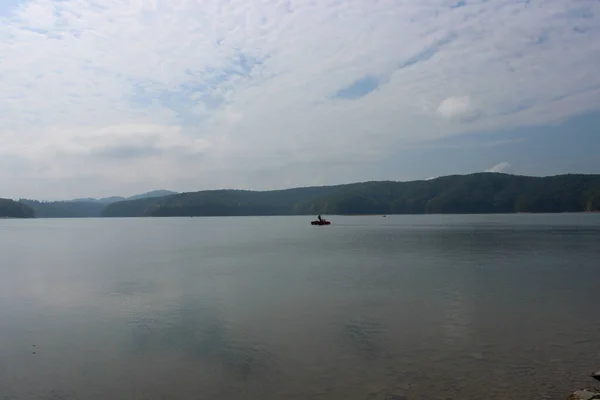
left=11, top=171, right=600, bottom=203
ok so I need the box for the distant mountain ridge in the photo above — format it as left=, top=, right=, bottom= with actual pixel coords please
left=13, top=173, right=600, bottom=218
left=71, top=190, right=178, bottom=204
left=103, top=173, right=600, bottom=217
left=19, top=190, right=178, bottom=218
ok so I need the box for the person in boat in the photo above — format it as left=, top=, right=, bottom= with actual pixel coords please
left=317, top=214, right=323, bottom=222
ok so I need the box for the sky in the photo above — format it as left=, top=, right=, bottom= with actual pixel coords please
left=1, top=0, right=599, bottom=200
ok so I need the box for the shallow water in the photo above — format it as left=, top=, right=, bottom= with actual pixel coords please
left=1, top=214, right=599, bottom=399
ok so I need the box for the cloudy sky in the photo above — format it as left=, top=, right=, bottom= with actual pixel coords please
left=1, top=0, right=599, bottom=199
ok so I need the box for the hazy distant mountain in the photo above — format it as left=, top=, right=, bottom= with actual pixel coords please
left=126, top=190, right=178, bottom=201
left=71, top=196, right=126, bottom=204
left=70, top=190, right=177, bottom=204
left=20, top=190, right=178, bottom=218
left=98, top=196, right=127, bottom=204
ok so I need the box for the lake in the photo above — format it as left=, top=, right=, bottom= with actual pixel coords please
left=1, top=214, right=599, bottom=400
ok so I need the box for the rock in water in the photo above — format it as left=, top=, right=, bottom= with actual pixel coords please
left=568, top=390, right=600, bottom=400
left=593, top=370, right=600, bottom=381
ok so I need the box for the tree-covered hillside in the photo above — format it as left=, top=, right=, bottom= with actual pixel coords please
left=18, top=190, right=179, bottom=218
left=0, top=198, right=35, bottom=218
left=19, top=199, right=105, bottom=218
left=102, top=173, right=600, bottom=217
left=102, top=186, right=345, bottom=217
left=295, top=173, right=600, bottom=215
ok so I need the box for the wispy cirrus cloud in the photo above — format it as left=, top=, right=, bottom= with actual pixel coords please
left=1, top=0, right=599, bottom=198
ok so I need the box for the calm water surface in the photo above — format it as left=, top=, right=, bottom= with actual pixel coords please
left=1, top=214, right=600, bottom=400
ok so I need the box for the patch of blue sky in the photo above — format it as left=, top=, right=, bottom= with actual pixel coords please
left=566, top=6, right=593, bottom=20
left=549, top=84, right=600, bottom=103
left=129, top=83, right=211, bottom=125
left=333, top=76, right=380, bottom=100
left=495, top=103, right=534, bottom=117
left=130, top=51, right=263, bottom=124
left=398, top=33, right=457, bottom=70
left=374, top=111, right=600, bottom=180
left=0, top=0, right=21, bottom=17
left=331, top=32, right=457, bottom=101
left=450, top=1, right=466, bottom=10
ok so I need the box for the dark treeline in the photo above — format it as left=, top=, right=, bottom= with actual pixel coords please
left=18, top=199, right=106, bottom=218
left=9, top=173, right=600, bottom=219
left=0, top=198, right=35, bottom=218
left=17, top=190, right=178, bottom=218
left=102, top=173, right=600, bottom=217
left=102, top=186, right=344, bottom=217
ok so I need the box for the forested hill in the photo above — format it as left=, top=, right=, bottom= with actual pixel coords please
left=102, top=186, right=345, bottom=217
left=0, top=198, right=35, bottom=218
left=102, top=173, right=600, bottom=217
left=18, top=190, right=178, bottom=218
left=71, top=189, right=177, bottom=204
left=19, top=199, right=106, bottom=218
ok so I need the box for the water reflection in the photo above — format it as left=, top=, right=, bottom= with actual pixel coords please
left=112, top=280, right=158, bottom=296
left=342, top=319, right=385, bottom=360
left=1, top=215, right=600, bottom=399
left=441, top=288, right=473, bottom=347
left=39, top=390, right=78, bottom=400
left=128, top=298, right=279, bottom=382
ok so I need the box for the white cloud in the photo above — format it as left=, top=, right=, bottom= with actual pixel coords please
left=0, top=0, right=599, bottom=197
left=436, top=96, right=478, bottom=120
left=485, top=162, right=512, bottom=173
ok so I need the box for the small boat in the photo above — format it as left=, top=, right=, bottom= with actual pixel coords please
left=311, top=219, right=331, bottom=225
